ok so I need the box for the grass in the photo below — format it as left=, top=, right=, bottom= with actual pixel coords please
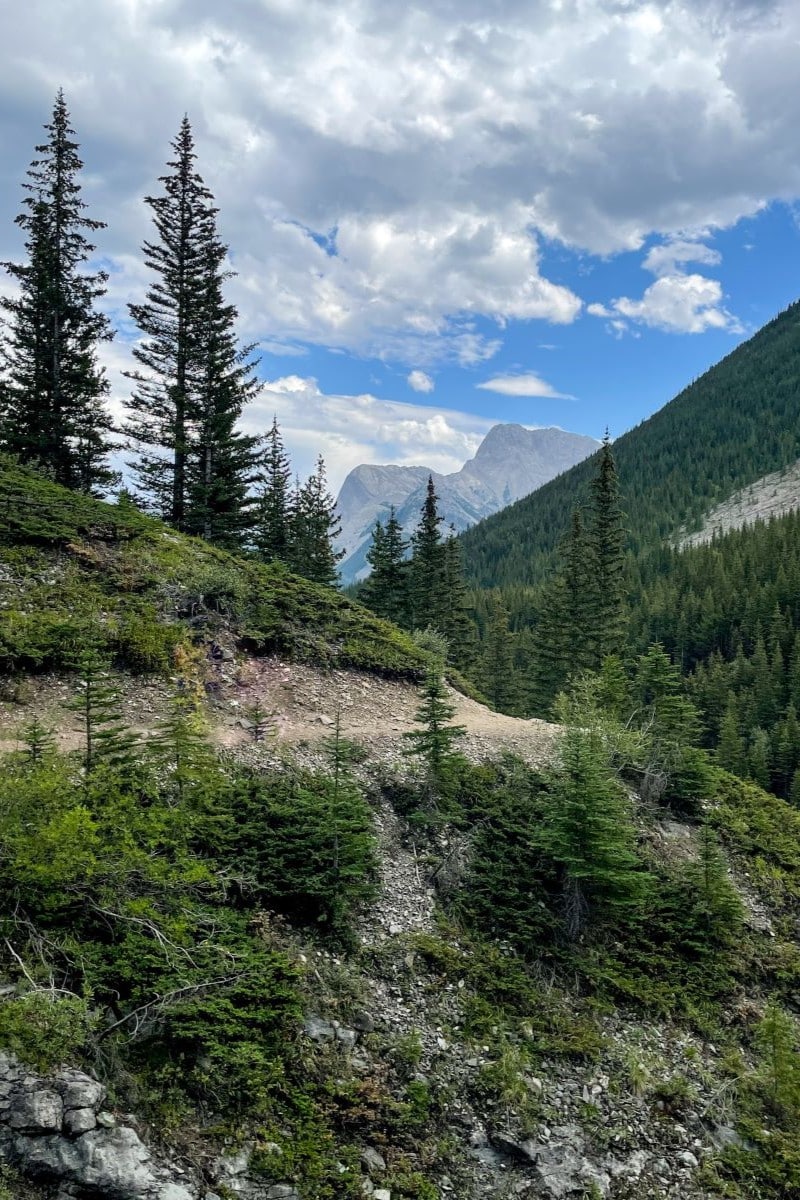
left=0, top=458, right=428, bottom=678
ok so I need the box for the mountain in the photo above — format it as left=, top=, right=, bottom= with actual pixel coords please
left=336, top=423, right=600, bottom=580
left=461, top=301, right=800, bottom=588
left=2, top=459, right=800, bottom=1200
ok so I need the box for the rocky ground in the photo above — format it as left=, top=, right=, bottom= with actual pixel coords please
left=0, top=654, right=560, bottom=768
left=0, top=655, right=754, bottom=1199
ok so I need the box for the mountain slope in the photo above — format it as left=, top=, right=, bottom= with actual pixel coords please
left=337, top=423, right=599, bottom=580
left=461, top=302, right=800, bottom=587
left=3, top=463, right=800, bottom=1200
left=0, top=457, right=427, bottom=678
left=679, top=456, right=800, bottom=548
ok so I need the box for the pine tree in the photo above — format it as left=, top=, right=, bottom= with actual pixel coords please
left=529, top=508, right=594, bottom=715
left=20, top=717, right=55, bottom=765
left=149, top=689, right=212, bottom=805
left=70, top=649, right=137, bottom=775
left=362, top=514, right=412, bottom=624
left=539, top=727, right=646, bottom=939
left=410, top=476, right=446, bottom=630
left=184, top=234, right=261, bottom=548
left=717, top=695, right=746, bottom=777
left=679, top=822, right=743, bottom=952
left=125, top=118, right=257, bottom=533
left=254, top=416, right=293, bottom=562
left=748, top=727, right=772, bottom=791
left=0, top=91, right=115, bottom=492
left=442, top=529, right=475, bottom=669
left=290, top=456, right=344, bottom=587
left=586, top=434, right=628, bottom=662
left=404, top=664, right=466, bottom=782
left=480, top=591, right=517, bottom=711
left=790, top=768, right=800, bottom=808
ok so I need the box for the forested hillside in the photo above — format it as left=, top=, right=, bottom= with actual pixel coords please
left=461, top=302, right=800, bottom=588
left=630, top=509, right=800, bottom=801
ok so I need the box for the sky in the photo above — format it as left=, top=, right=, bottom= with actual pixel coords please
left=2, top=0, right=800, bottom=491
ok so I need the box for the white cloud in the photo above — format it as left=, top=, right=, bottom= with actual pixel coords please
left=243, top=376, right=491, bottom=491
left=643, top=239, right=722, bottom=278
left=477, top=372, right=569, bottom=398
left=407, top=369, right=434, bottom=393
left=3, top=0, right=798, bottom=364
left=590, top=274, right=741, bottom=335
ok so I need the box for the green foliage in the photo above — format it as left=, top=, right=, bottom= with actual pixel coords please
left=0, top=993, right=95, bottom=1073
left=403, top=664, right=467, bottom=788
left=222, top=765, right=378, bottom=936
left=0, top=458, right=427, bottom=679
left=361, top=505, right=411, bottom=628
left=527, top=440, right=628, bottom=715
left=289, top=455, right=345, bottom=587
left=0, top=91, right=116, bottom=493
left=124, top=117, right=260, bottom=535
left=539, top=728, right=648, bottom=939
left=410, top=476, right=446, bottom=631
left=462, top=300, right=800, bottom=589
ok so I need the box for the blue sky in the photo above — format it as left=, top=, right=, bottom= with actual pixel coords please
left=2, top=0, right=800, bottom=490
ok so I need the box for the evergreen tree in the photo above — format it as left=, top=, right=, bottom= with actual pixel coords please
left=539, top=728, right=646, bottom=939
left=184, top=235, right=261, bottom=548
left=529, top=508, right=594, bottom=714
left=125, top=118, right=257, bottom=534
left=717, top=695, right=746, bottom=777
left=790, top=768, right=800, bottom=808
left=361, top=507, right=411, bottom=625
left=410, top=476, right=446, bottom=629
left=20, top=718, right=55, bottom=765
left=290, top=456, right=344, bottom=587
left=480, top=591, right=517, bottom=711
left=254, top=416, right=293, bottom=563
left=149, top=689, right=212, bottom=805
left=586, top=433, right=627, bottom=661
left=678, top=822, right=743, bottom=953
left=404, top=664, right=466, bottom=782
left=70, top=649, right=137, bottom=776
left=442, top=529, right=475, bottom=668
left=0, top=91, right=115, bottom=492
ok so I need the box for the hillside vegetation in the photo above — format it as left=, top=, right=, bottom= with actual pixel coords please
left=0, top=457, right=427, bottom=679
left=461, top=302, right=800, bottom=588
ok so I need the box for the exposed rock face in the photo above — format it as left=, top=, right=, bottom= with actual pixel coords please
left=679, top=455, right=800, bottom=548
left=0, top=1053, right=198, bottom=1199
left=335, top=423, right=600, bottom=581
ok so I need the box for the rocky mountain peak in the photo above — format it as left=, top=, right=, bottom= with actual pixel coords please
left=335, top=422, right=600, bottom=581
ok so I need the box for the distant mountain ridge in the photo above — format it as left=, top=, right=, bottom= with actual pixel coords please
left=336, top=424, right=600, bottom=581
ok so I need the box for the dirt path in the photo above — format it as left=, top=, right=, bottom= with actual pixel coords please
left=0, top=656, right=561, bottom=767
left=218, top=657, right=561, bottom=766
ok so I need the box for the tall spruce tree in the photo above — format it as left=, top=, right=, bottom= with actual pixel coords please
left=125, top=118, right=258, bottom=535
left=362, top=506, right=411, bottom=626
left=410, top=476, right=446, bottom=629
left=0, top=91, right=115, bottom=492
left=254, top=416, right=293, bottom=562
left=481, top=591, right=517, bottom=711
left=539, top=727, right=646, bottom=939
left=442, top=528, right=475, bottom=668
left=184, top=231, right=261, bottom=548
left=290, top=456, right=344, bottom=587
left=586, top=433, right=627, bottom=661
left=529, top=509, right=594, bottom=715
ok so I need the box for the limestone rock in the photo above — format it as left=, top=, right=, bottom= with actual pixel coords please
left=7, top=1089, right=63, bottom=1133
